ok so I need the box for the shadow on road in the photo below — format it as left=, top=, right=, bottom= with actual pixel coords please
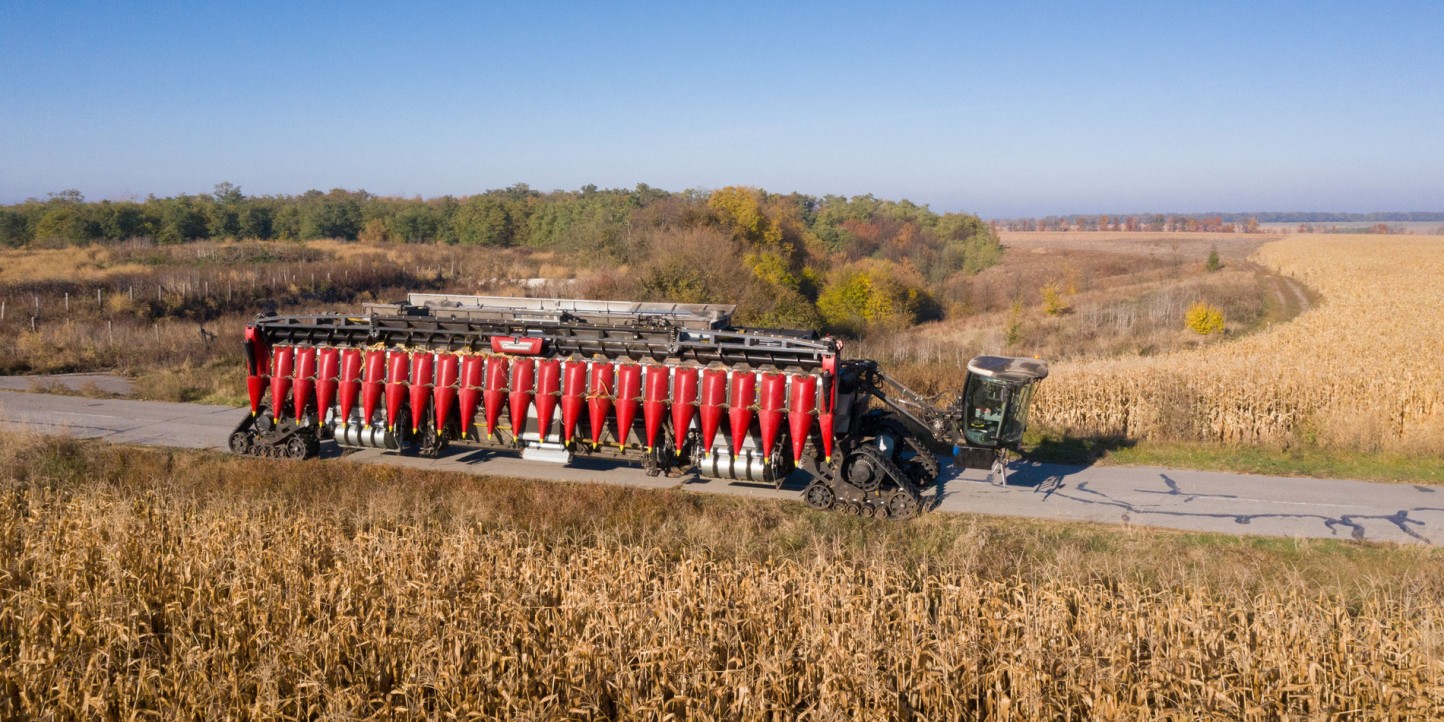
left=319, top=438, right=1442, bottom=545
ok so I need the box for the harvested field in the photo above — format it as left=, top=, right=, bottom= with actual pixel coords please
left=999, top=230, right=1274, bottom=261
left=1033, top=235, right=1444, bottom=453
left=1, top=436, right=1441, bottom=719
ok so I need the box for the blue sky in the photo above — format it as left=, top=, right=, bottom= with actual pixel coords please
left=1, top=1, right=1440, bottom=216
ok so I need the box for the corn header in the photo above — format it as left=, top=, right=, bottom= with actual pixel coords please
left=230, top=294, right=1047, bottom=519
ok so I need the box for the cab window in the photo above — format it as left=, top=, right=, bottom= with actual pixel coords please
left=963, top=376, right=1008, bottom=447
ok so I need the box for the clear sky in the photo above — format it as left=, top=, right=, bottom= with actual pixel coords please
left=2, top=1, right=1441, bottom=216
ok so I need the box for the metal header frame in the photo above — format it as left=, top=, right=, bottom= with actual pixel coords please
left=251, top=294, right=838, bottom=369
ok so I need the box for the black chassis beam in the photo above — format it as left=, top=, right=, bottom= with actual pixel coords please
left=251, top=312, right=840, bottom=370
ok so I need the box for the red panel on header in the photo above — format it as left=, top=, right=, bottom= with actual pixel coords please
left=490, top=336, right=544, bottom=355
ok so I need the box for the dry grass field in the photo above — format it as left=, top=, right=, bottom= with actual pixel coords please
left=1032, top=234, right=1444, bottom=453
left=2, top=435, right=1442, bottom=719
left=855, top=233, right=1297, bottom=397
left=0, top=241, right=581, bottom=404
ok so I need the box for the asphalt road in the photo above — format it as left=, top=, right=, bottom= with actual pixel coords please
left=2, top=391, right=1441, bottom=546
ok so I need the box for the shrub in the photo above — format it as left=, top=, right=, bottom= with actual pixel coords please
left=358, top=218, right=390, bottom=244
left=816, top=259, right=933, bottom=335
left=1205, top=246, right=1223, bottom=272
left=1041, top=280, right=1070, bottom=316
left=1185, top=301, right=1226, bottom=335
left=1004, top=300, right=1026, bottom=348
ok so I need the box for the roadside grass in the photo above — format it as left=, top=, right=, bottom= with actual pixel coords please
left=1105, top=440, right=1444, bottom=485
left=1025, top=428, right=1444, bottom=486
left=21, top=379, right=120, bottom=399
left=130, top=357, right=247, bottom=406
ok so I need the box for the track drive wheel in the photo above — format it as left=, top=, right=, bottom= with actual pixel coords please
left=229, top=431, right=252, bottom=455
left=803, top=481, right=835, bottom=510
left=885, top=489, right=919, bottom=520
left=866, top=416, right=940, bottom=490
left=841, top=447, right=889, bottom=492
left=286, top=435, right=311, bottom=459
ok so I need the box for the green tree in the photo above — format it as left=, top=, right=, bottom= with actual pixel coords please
left=205, top=182, right=245, bottom=238
left=238, top=203, right=274, bottom=239
left=270, top=202, right=304, bottom=240
left=99, top=202, right=150, bottom=240
left=0, top=208, right=30, bottom=246
left=453, top=195, right=514, bottom=246
left=301, top=195, right=363, bottom=240
left=156, top=196, right=209, bottom=244
left=212, top=181, right=244, bottom=205
left=388, top=204, right=441, bottom=243
left=34, top=205, right=101, bottom=244
left=1205, top=246, right=1222, bottom=272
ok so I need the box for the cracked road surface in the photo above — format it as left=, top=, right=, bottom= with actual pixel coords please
left=2, top=392, right=1440, bottom=546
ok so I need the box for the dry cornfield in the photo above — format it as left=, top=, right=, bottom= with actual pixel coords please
left=2, top=438, right=1441, bottom=720
left=1033, top=235, right=1444, bottom=452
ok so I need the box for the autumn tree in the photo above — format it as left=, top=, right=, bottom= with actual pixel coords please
left=816, top=259, right=937, bottom=335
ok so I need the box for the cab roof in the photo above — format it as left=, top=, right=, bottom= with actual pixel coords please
left=967, top=355, right=1050, bottom=383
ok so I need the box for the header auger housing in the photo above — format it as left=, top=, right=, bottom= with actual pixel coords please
left=230, top=294, right=1048, bottom=520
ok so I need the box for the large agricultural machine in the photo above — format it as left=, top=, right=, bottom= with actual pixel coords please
left=229, top=294, right=1047, bottom=519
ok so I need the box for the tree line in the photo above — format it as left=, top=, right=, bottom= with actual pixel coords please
left=0, top=183, right=1004, bottom=334
left=998, top=211, right=1444, bottom=233
left=998, top=215, right=1267, bottom=233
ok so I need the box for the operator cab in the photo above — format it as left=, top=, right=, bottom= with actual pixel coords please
left=960, top=355, right=1049, bottom=450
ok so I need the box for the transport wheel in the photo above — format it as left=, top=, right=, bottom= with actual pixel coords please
left=885, top=490, right=919, bottom=520
left=229, top=431, right=252, bottom=455
left=803, top=481, right=835, bottom=510
left=286, top=436, right=310, bottom=459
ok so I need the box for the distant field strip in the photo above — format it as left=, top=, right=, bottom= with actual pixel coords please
left=1034, top=235, right=1444, bottom=452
